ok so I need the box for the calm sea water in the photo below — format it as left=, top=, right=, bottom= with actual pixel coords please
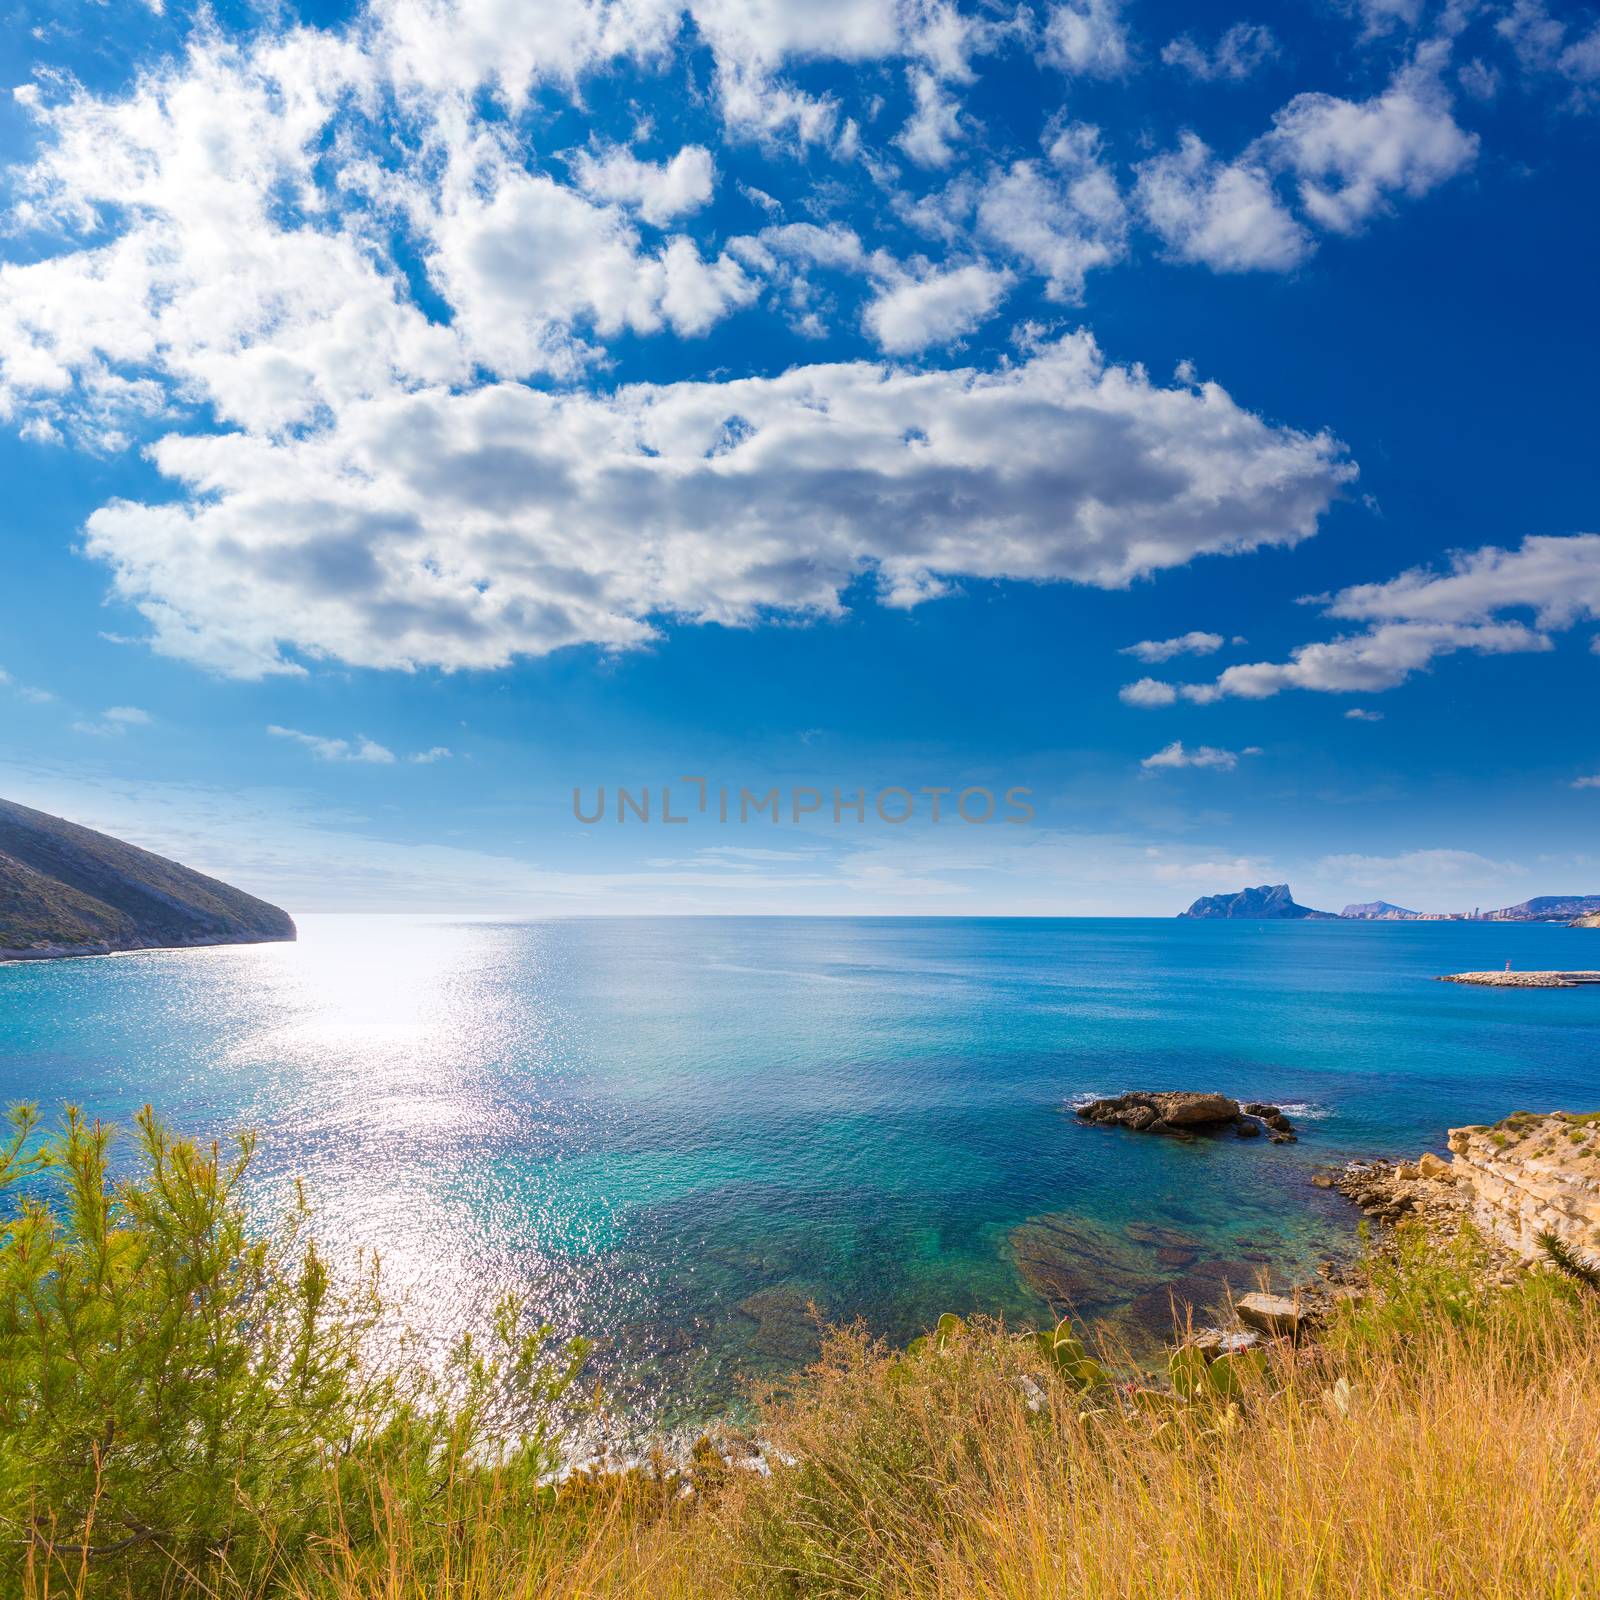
left=3, top=915, right=1597, bottom=1422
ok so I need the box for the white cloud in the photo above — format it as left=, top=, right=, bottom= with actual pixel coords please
left=976, top=128, right=1128, bottom=299
left=0, top=668, right=57, bottom=705
left=1, top=2, right=1373, bottom=683
left=1497, top=0, right=1600, bottom=100
left=79, top=333, right=1353, bottom=676
left=1137, top=47, right=1476, bottom=273
left=570, top=142, right=715, bottom=224
left=71, top=705, right=153, bottom=736
left=1135, top=134, right=1310, bottom=271
left=1120, top=678, right=1180, bottom=707
left=1160, top=533, right=1600, bottom=703
left=269, top=725, right=398, bottom=763
left=1141, top=740, right=1260, bottom=771
left=409, top=746, right=453, bottom=764
left=861, top=262, right=1013, bottom=352
left=1344, top=707, right=1384, bottom=721
left=1571, top=774, right=1600, bottom=790
left=1162, top=23, right=1277, bottom=82
left=1044, top=0, right=1132, bottom=77
left=1260, top=44, right=1478, bottom=234
left=1347, top=0, right=1424, bottom=42
left=1318, top=848, right=1522, bottom=890
left=895, top=69, right=965, bottom=168
left=1120, top=630, right=1225, bottom=663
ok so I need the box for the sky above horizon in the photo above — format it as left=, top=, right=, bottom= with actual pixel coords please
left=1, top=0, right=1597, bottom=917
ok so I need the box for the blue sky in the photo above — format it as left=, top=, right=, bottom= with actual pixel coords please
left=0, top=0, right=1596, bottom=915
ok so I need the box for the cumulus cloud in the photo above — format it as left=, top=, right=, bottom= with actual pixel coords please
left=895, top=69, right=965, bottom=168
left=1141, top=741, right=1260, bottom=771
left=268, top=726, right=398, bottom=763
left=1162, top=23, right=1277, bottom=82
left=976, top=127, right=1128, bottom=299
left=1135, top=135, right=1310, bottom=271
left=862, top=262, right=1012, bottom=352
left=1149, top=534, right=1600, bottom=704
left=1120, top=678, right=1179, bottom=707
left=1260, top=43, right=1478, bottom=234
left=1120, top=630, right=1226, bottom=663
left=1136, top=46, right=1476, bottom=272
left=1497, top=1, right=1600, bottom=103
left=1344, top=707, right=1384, bottom=721
left=1044, top=0, right=1133, bottom=78
left=1, top=0, right=1373, bottom=682
left=1571, top=774, right=1600, bottom=790
left=77, top=333, right=1353, bottom=676
left=570, top=142, right=716, bottom=224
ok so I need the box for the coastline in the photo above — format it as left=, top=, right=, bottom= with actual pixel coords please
left=0, top=930, right=298, bottom=964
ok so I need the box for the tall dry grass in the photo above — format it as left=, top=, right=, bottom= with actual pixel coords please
left=24, top=1228, right=1600, bottom=1600
left=231, top=1234, right=1600, bottom=1600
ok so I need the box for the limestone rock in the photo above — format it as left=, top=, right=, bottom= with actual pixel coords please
left=1418, top=1152, right=1452, bottom=1181
left=1444, top=1113, right=1600, bottom=1259
left=1235, top=1291, right=1303, bottom=1338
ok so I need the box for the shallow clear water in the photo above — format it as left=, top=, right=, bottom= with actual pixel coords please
left=3, top=915, right=1597, bottom=1422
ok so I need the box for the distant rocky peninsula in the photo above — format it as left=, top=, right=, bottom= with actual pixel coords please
left=1179, top=882, right=1600, bottom=923
left=0, top=796, right=295, bottom=961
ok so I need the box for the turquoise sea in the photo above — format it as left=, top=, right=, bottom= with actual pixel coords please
left=3, top=915, right=1597, bottom=1423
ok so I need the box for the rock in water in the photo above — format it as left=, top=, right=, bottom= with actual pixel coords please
left=1076, top=1091, right=1242, bottom=1131
left=1178, top=883, right=1336, bottom=920
left=0, top=796, right=295, bottom=961
left=1235, top=1292, right=1303, bottom=1337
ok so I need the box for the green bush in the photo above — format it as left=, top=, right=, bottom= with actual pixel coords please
left=0, top=1104, right=586, bottom=1597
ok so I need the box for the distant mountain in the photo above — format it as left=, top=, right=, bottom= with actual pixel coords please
left=0, top=797, right=295, bottom=961
left=1340, top=901, right=1421, bottom=920
left=1482, top=895, right=1600, bottom=923
left=1179, top=884, right=1337, bottom=920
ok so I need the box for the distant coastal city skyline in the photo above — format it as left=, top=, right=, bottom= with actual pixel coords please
left=2, top=0, right=1596, bottom=915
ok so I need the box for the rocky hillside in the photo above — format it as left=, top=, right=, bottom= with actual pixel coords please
left=0, top=797, right=295, bottom=960
left=1179, top=883, right=1336, bottom=920
left=1339, top=900, right=1421, bottom=920
left=1444, top=1112, right=1600, bottom=1259
left=1483, top=895, right=1600, bottom=922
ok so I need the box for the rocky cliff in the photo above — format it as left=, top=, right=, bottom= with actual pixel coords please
left=1445, top=1113, right=1600, bottom=1259
left=0, top=796, right=295, bottom=960
left=1179, top=884, right=1336, bottom=920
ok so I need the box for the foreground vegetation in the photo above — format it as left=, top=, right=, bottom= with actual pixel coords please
left=4, top=1107, right=1599, bottom=1598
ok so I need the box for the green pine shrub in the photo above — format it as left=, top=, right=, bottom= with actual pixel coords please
left=0, top=1104, right=586, bottom=1598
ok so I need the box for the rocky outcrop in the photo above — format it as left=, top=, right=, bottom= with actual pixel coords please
left=1446, top=1114, right=1600, bottom=1258
left=1340, top=900, right=1422, bottom=920
left=1179, top=884, right=1336, bottom=920
left=1570, top=912, right=1600, bottom=929
left=0, top=796, right=294, bottom=961
left=1075, top=1092, right=1298, bottom=1143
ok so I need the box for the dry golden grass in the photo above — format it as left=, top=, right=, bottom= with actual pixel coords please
left=31, top=1233, right=1600, bottom=1600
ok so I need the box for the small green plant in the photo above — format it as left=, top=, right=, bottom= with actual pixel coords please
left=1168, top=1343, right=1267, bottom=1403
left=0, top=1104, right=587, bottom=1598
left=904, top=1311, right=966, bottom=1358
left=1030, top=1317, right=1111, bottom=1390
